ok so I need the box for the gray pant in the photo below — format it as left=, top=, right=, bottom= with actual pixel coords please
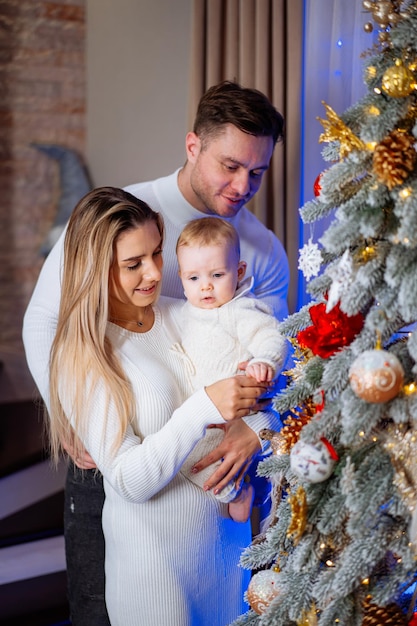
left=64, top=464, right=110, bottom=626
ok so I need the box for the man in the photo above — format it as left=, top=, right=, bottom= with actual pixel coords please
left=23, top=81, right=289, bottom=625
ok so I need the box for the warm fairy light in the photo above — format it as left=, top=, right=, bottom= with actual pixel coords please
left=362, top=578, right=370, bottom=585
left=374, top=87, right=382, bottom=94
left=404, top=237, right=410, bottom=244
left=359, top=431, right=365, bottom=437
left=320, top=542, right=326, bottom=549
left=363, top=245, right=376, bottom=259
left=368, top=105, right=380, bottom=115
left=399, top=187, right=412, bottom=199
left=372, top=436, right=377, bottom=442
left=326, top=560, right=334, bottom=567
left=403, top=382, right=417, bottom=395
left=366, top=141, right=377, bottom=150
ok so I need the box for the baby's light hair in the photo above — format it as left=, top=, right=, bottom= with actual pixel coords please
left=176, top=217, right=240, bottom=261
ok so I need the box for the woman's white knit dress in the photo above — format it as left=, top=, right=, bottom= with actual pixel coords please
left=30, top=296, right=252, bottom=625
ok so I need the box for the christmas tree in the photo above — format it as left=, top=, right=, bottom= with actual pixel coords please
left=232, top=2, right=417, bottom=625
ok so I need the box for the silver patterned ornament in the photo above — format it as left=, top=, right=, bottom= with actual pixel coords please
left=247, top=569, right=282, bottom=615
left=349, top=349, right=404, bottom=403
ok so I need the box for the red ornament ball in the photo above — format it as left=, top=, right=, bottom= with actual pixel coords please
left=313, top=173, right=322, bottom=197
left=349, top=349, right=404, bottom=403
left=247, top=569, right=281, bottom=615
left=409, top=613, right=417, bottom=625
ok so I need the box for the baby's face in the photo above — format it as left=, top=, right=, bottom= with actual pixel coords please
left=177, top=243, right=245, bottom=309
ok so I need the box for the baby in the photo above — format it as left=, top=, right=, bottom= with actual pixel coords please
left=174, top=217, right=287, bottom=523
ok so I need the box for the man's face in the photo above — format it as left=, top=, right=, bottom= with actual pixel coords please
left=185, top=124, right=274, bottom=218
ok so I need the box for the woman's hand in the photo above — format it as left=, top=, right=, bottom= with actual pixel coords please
left=191, top=420, right=260, bottom=494
left=205, top=374, right=268, bottom=422
left=62, top=436, right=97, bottom=470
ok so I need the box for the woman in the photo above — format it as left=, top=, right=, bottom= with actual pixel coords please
left=43, top=187, right=267, bottom=625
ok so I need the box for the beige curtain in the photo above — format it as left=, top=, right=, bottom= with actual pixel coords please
left=188, top=0, right=303, bottom=314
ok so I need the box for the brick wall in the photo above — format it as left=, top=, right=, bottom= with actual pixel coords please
left=0, top=0, right=85, bottom=377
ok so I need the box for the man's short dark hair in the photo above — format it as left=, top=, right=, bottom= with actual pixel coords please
left=193, top=80, right=284, bottom=145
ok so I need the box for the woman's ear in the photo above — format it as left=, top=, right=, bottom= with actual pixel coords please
left=237, top=261, right=247, bottom=282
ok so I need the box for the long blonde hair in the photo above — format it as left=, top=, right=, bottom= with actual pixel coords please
left=48, top=187, right=164, bottom=464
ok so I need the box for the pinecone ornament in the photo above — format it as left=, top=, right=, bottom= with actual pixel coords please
left=362, top=599, right=407, bottom=625
left=372, top=130, right=416, bottom=189
left=259, top=400, right=317, bottom=455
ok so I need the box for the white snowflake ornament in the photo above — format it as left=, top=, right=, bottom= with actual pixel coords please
left=298, top=238, right=322, bottom=281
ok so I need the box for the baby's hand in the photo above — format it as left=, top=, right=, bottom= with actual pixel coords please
left=245, top=361, right=274, bottom=383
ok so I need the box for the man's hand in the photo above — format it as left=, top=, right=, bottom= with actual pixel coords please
left=191, top=420, right=261, bottom=494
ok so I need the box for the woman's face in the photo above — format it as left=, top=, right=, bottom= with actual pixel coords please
left=109, top=221, right=163, bottom=314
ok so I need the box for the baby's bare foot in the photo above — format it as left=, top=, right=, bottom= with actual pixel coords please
left=228, top=483, right=255, bottom=523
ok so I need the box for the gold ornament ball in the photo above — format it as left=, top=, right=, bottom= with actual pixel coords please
left=382, top=62, right=415, bottom=97
left=349, top=349, right=404, bottom=403
left=364, top=22, right=374, bottom=33
left=247, top=569, right=281, bottom=615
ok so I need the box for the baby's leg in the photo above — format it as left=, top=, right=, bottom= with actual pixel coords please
left=228, top=480, right=255, bottom=523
